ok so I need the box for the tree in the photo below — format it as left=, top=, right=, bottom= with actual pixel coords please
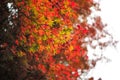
left=0, top=0, right=113, bottom=80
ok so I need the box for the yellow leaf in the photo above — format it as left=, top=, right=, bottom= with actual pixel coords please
left=17, top=51, right=25, bottom=57
left=42, top=35, right=47, bottom=41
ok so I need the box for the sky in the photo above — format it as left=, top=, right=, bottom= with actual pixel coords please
left=88, top=0, right=120, bottom=80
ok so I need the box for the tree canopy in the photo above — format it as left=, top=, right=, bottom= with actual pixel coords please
left=0, top=0, right=113, bottom=80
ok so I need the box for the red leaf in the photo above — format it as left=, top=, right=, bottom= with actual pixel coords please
left=15, top=40, right=19, bottom=45
left=38, top=64, right=47, bottom=73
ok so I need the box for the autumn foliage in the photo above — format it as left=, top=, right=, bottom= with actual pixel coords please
left=0, top=0, right=112, bottom=80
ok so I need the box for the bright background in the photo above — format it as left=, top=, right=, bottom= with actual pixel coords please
left=88, top=0, right=120, bottom=80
